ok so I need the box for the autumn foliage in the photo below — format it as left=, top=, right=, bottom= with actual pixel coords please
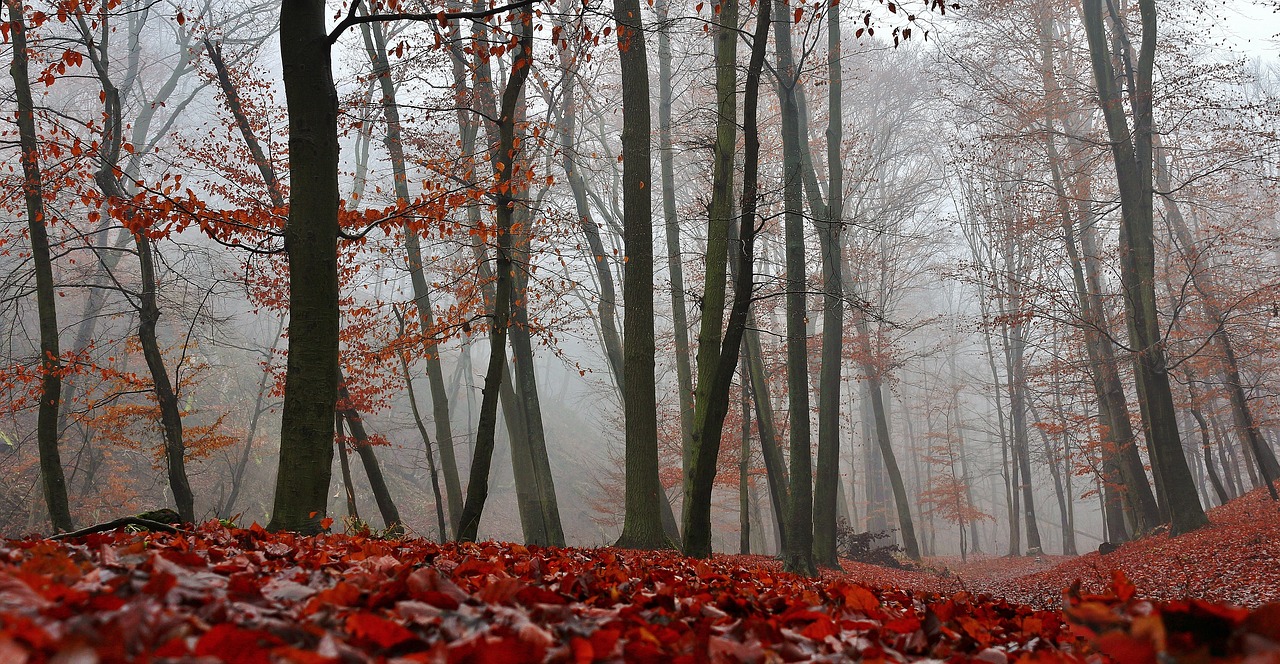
left=4, top=498, right=1280, bottom=663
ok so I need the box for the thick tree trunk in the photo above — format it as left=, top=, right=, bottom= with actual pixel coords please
left=268, top=0, right=341, bottom=534
left=611, top=0, right=669, bottom=550
left=8, top=0, right=73, bottom=532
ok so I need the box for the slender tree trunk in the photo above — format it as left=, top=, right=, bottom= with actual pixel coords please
left=655, top=0, right=697, bottom=472
left=740, top=355, right=751, bottom=555
left=680, top=0, right=771, bottom=557
left=456, top=7, right=534, bottom=542
left=221, top=319, right=283, bottom=517
left=269, top=0, right=341, bottom=533
left=557, top=44, right=623, bottom=388
left=9, top=0, right=73, bottom=532
left=744, top=328, right=789, bottom=550
left=336, top=414, right=360, bottom=520
left=1007, top=320, right=1042, bottom=553
left=681, top=0, right=739, bottom=558
left=856, top=318, right=920, bottom=560
left=861, top=380, right=890, bottom=534
left=135, top=235, right=194, bottom=523
left=1078, top=212, right=1162, bottom=531
left=399, top=343, right=449, bottom=541
left=1154, top=147, right=1279, bottom=497
left=337, top=373, right=402, bottom=534
left=1035, top=12, right=1157, bottom=537
left=811, top=3, right=845, bottom=569
left=774, top=1, right=816, bottom=576
left=358, top=18, right=467, bottom=533
left=1081, top=0, right=1208, bottom=534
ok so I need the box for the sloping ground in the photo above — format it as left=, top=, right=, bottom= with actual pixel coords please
left=952, top=488, right=1280, bottom=609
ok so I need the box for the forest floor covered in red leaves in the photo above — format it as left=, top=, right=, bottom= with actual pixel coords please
left=1, top=489, right=1278, bottom=663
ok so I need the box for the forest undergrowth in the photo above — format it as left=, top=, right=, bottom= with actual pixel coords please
left=1, top=489, right=1278, bottom=662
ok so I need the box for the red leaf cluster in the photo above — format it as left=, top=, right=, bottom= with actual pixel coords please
left=0, top=517, right=1276, bottom=662
left=960, top=488, right=1280, bottom=609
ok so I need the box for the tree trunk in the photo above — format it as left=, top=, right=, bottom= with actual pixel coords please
left=8, top=0, right=73, bottom=532
left=1007, top=320, right=1042, bottom=553
left=856, top=318, right=921, bottom=560
left=655, top=0, right=697, bottom=473
left=221, top=319, right=283, bottom=517
left=1081, top=0, right=1208, bottom=534
left=1154, top=146, right=1279, bottom=498
left=269, top=0, right=341, bottom=534
left=744, top=327, right=789, bottom=551
left=681, top=0, right=740, bottom=558
left=399, top=344, right=449, bottom=541
left=740, top=355, right=751, bottom=555
left=1034, top=11, right=1158, bottom=537
left=611, top=0, right=669, bottom=550
left=336, top=414, right=360, bottom=520
left=811, top=3, right=845, bottom=569
left=680, top=0, right=771, bottom=558
left=455, top=6, right=533, bottom=543
left=774, top=0, right=816, bottom=576
left=135, top=235, right=194, bottom=523
left=358, top=18, right=466, bottom=534
left=338, top=374, right=402, bottom=534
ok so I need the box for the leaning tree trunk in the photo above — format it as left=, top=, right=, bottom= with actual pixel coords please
left=135, top=234, right=194, bottom=523
left=1081, top=0, right=1207, bottom=535
left=1154, top=145, right=1280, bottom=498
left=337, top=373, right=402, bottom=534
left=680, top=0, right=739, bottom=559
left=357, top=17, right=467, bottom=534
left=455, top=5, right=534, bottom=542
left=856, top=316, right=921, bottom=560
left=8, top=0, right=73, bottom=532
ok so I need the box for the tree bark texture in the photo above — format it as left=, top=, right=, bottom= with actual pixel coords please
left=8, top=0, right=74, bottom=532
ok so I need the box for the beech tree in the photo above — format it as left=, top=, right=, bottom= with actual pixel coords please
left=7, top=0, right=72, bottom=532
left=1081, top=0, right=1208, bottom=534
